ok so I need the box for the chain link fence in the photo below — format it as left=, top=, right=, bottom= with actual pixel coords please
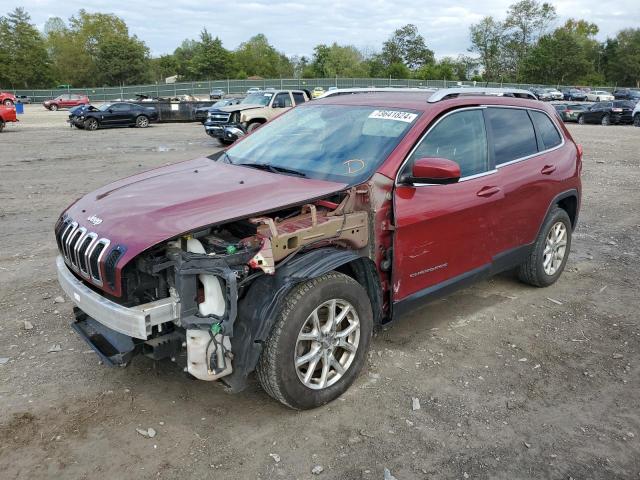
left=9, top=78, right=620, bottom=103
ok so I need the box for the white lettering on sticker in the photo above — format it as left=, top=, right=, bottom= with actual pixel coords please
left=368, top=110, right=417, bottom=123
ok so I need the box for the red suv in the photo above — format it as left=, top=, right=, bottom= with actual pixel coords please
left=54, top=88, right=581, bottom=409
left=43, top=93, right=89, bottom=111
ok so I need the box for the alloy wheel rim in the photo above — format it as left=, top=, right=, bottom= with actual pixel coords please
left=139, top=117, right=148, bottom=127
left=543, top=221, right=567, bottom=276
left=294, top=299, right=360, bottom=390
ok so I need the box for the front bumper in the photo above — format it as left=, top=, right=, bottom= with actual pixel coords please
left=56, top=256, right=179, bottom=340
left=204, top=122, right=245, bottom=141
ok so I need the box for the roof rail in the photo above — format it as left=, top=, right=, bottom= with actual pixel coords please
left=427, top=87, right=537, bottom=103
left=318, top=87, right=435, bottom=99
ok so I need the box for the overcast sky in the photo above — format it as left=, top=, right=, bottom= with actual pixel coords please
left=6, top=0, right=640, bottom=58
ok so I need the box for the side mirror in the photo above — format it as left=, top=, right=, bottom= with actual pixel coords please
left=401, top=157, right=461, bottom=185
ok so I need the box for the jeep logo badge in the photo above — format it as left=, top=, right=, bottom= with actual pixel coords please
left=87, top=215, right=103, bottom=225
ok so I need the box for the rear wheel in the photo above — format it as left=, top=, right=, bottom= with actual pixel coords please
left=49, top=104, right=58, bottom=111
left=257, top=272, right=373, bottom=410
left=135, top=115, right=149, bottom=128
left=84, top=118, right=99, bottom=131
left=518, top=206, right=572, bottom=288
left=601, top=114, right=610, bottom=126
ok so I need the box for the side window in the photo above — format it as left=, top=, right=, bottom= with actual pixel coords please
left=292, top=92, right=306, bottom=105
left=111, top=103, right=130, bottom=112
left=409, top=109, right=488, bottom=178
left=273, top=93, right=292, bottom=108
left=486, top=108, right=538, bottom=165
left=529, top=111, right=562, bottom=150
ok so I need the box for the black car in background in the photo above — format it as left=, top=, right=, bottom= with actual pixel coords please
left=577, top=100, right=635, bottom=126
left=69, top=102, right=159, bottom=130
left=561, top=88, right=587, bottom=101
left=613, top=89, right=640, bottom=102
left=194, top=98, right=242, bottom=123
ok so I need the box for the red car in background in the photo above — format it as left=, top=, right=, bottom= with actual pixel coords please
left=0, top=91, right=16, bottom=107
left=43, top=93, right=90, bottom=111
left=0, top=104, right=18, bottom=132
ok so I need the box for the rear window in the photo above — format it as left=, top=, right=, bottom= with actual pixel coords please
left=486, top=108, right=538, bottom=165
left=614, top=101, right=634, bottom=108
left=292, top=92, right=306, bottom=104
left=530, top=111, right=562, bottom=150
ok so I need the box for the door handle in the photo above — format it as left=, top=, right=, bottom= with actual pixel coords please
left=541, top=164, right=557, bottom=175
left=476, top=185, right=501, bottom=197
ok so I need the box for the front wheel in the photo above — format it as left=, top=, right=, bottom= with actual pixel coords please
left=518, top=206, right=572, bottom=287
left=135, top=115, right=149, bottom=128
left=596, top=97, right=600, bottom=102
left=84, top=118, right=99, bottom=131
left=3, top=99, right=13, bottom=107
left=49, top=104, right=58, bottom=111
left=257, top=272, right=373, bottom=410
left=0, top=120, right=4, bottom=132
left=601, top=114, right=610, bottom=126
left=246, top=121, right=263, bottom=133
left=219, top=138, right=234, bottom=146
left=577, top=115, right=585, bottom=125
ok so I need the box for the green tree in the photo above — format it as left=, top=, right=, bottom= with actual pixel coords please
left=309, top=43, right=368, bottom=77
left=0, top=8, right=51, bottom=88
left=469, top=16, right=506, bottom=81
left=187, top=29, right=234, bottom=80
left=603, top=29, right=640, bottom=87
left=235, top=34, right=292, bottom=78
left=96, top=35, right=150, bottom=85
left=381, top=24, right=434, bottom=70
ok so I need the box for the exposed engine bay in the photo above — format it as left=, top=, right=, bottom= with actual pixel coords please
left=110, top=187, right=371, bottom=386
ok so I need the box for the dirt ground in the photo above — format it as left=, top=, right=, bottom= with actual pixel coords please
left=0, top=105, right=638, bottom=480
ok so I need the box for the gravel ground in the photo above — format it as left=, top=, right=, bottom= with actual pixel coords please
left=0, top=105, right=639, bottom=479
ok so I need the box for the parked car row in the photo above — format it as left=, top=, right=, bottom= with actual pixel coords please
left=555, top=100, right=636, bottom=126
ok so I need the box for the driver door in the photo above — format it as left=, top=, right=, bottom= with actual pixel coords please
left=392, top=108, right=502, bottom=306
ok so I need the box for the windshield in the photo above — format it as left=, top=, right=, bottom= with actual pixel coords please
left=223, top=104, right=419, bottom=184
left=241, top=93, right=272, bottom=106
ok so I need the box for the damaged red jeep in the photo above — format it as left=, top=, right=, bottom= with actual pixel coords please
left=56, top=88, right=582, bottom=409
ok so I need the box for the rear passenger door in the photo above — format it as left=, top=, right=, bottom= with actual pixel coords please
left=488, top=107, right=565, bottom=254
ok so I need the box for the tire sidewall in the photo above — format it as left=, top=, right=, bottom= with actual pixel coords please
left=84, top=118, right=98, bottom=130
left=136, top=115, right=149, bottom=128
left=269, top=275, right=373, bottom=409
left=577, top=115, right=584, bottom=125
left=531, top=209, right=572, bottom=287
left=50, top=104, right=58, bottom=111
left=601, top=115, right=610, bottom=126
left=247, top=121, right=262, bottom=133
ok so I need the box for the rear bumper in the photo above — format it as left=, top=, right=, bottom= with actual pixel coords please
left=56, top=256, right=179, bottom=340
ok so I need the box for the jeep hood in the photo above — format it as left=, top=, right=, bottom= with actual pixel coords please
left=63, top=157, right=347, bottom=267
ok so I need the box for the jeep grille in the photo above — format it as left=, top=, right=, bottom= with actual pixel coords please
left=55, top=217, right=110, bottom=286
left=207, top=112, right=231, bottom=123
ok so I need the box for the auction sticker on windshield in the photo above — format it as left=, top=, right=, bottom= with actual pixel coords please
left=368, top=110, right=417, bottom=123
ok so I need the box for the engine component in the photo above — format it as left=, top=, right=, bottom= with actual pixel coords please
left=186, top=329, right=233, bottom=381
left=186, top=238, right=226, bottom=317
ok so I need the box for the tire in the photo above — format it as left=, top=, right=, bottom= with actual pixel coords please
left=518, top=206, right=572, bottom=288
left=577, top=115, right=585, bottom=125
left=49, top=104, right=58, bottom=111
left=246, top=121, right=263, bottom=133
left=135, top=115, right=149, bottom=128
left=634, top=114, right=640, bottom=127
left=601, top=114, right=610, bottom=126
left=219, top=139, right=234, bottom=146
left=84, top=118, right=99, bottom=131
left=596, top=97, right=600, bottom=102
left=0, top=120, right=4, bottom=133
left=3, top=99, right=13, bottom=107
left=257, top=271, right=373, bottom=410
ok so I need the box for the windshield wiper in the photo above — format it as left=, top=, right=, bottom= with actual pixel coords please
left=236, top=163, right=306, bottom=177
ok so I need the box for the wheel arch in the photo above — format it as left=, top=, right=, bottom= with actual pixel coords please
left=538, top=190, right=579, bottom=236
left=225, top=248, right=381, bottom=391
